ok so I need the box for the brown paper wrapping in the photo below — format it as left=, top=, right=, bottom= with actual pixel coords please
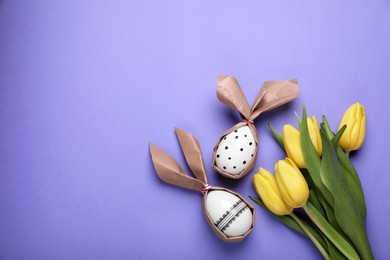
left=150, top=128, right=255, bottom=242
left=213, top=75, right=298, bottom=179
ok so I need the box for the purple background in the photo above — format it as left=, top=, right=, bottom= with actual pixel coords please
left=1, top=0, right=390, bottom=259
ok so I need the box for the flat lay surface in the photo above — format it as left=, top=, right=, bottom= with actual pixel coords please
left=1, top=0, right=390, bottom=259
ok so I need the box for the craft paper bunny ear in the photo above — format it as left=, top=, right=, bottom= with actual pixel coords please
left=149, top=143, right=205, bottom=191
left=175, top=127, right=208, bottom=184
left=213, top=75, right=298, bottom=179
left=250, top=79, right=299, bottom=120
left=217, top=75, right=251, bottom=120
left=149, top=128, right=255, bottom=242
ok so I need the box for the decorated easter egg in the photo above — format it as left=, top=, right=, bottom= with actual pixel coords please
left=205, top=190, right=253, bottom=237
left=215, top=126, right=257, bottom=175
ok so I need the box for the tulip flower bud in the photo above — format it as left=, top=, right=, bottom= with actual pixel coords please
left=253, top=168, right=293, bottom=216
left=307, top=116, right=322, bottom=155
left=275, top=158, right=309, bottom=208
left=338, top=103, right=366, bottom=152
left=282, top=116, right=321, bottom=168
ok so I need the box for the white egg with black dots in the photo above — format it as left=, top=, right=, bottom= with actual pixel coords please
left=205, top=190, right=253, bottom=237
left=215, top=126, right=257, bottom=175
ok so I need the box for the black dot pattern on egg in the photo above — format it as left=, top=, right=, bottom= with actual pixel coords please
left=215, top=126, right=257, bottom=175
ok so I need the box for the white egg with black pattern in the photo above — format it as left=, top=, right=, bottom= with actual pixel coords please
left=215, top=126, right=257, bottom=175
left=206, top=190, right=253, bottom=237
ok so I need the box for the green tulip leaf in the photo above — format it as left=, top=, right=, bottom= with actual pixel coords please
left=304, top=202, right=360, bottom=259
left=268, top=123, right=284, bottom=149
left=316, top=189, right=348, bottom=240
left=295, top=111, right=302, bottom=126
left=336, top=148, right=367, bottom=220
left=319, top=130, right=373, bottom=259
left=331, top=125, right=346, bottom=148
left=321, top=115, right=334, bottom=139
left=308, top=189, right=326, bottom=218
left=300, top=106, right=334, bottom=206
left=321, top=115, right=367, bottom=220
left=308, top=190, right=348, bottom=260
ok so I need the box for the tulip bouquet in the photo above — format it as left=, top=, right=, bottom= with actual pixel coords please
left=250, top=103, right=373, bottom=259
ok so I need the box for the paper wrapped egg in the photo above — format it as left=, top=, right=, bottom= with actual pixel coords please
left=213, top=75, right=299, bottom=179
left=205, top=190, right=253, bottom=237
left=151, top=127, right=255, bottom=242
left=215, top=125, right=257, bottom=175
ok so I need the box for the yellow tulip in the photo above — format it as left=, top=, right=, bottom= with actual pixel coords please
left=275, top=158, right=309, bottom=208
left=282, top=116, right=322, bottom=168
left=253, top=167, right=293, bottom=216
left=338, top=103, right=366, bottom=152
left=308, top=116, right=322, bottom=155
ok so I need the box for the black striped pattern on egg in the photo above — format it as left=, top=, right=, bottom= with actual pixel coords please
left=205, top=190, right=253, bottom=237
left=215, top=126, right=257, bottom=175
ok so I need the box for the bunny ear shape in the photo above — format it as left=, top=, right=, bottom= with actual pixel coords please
left=149, top=144, right=205, bottom=191
left=175, top=128, right=208, bottom=184
left=250, top=79, right=298, bottom=120
left=217, top=75, right=251, bottom=120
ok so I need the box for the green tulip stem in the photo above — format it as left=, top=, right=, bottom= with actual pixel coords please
left=290, top=213, right=330, bottom=260
left=303, top=202, right=360, bottom=259
left=346, top=151, right=350, bottom=158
